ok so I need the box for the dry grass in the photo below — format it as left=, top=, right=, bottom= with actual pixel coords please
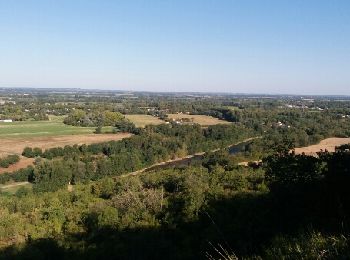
left=0, top=133, right=132, bottom=157
left=125, top=114, right=164, bottom=127
left=295, top=137, right=350, bottom=155
left=167, top=114, right=231, bottom=126
left=0, top=133, right=132, bottom=173
left=0, top=157, right=34, bottom=174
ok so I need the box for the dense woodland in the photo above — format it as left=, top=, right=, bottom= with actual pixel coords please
left=1, top=89, right=350, bottom=259
left=11, top=123, right=252, bottom=192
left=1, top=150, right=350, bottom=259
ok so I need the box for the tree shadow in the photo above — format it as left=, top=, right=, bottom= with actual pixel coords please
left=1, top=179, right=349, bottom=259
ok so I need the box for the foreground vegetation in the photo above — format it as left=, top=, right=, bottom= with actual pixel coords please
left=0, top=118, right=96, bottom=138
left=1, top=150, right=350, bottom=259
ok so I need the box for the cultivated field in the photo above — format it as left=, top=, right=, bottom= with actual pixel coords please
left=0, top=133, right=132, bottom=157
left=0, top=118, right=96, bottom=138
left=0, top=116, right=133, bottom=173
left=166, top=114, right=231, bottom=126
left=0, top=133, right=132, bottom=174
left=125, top=114, right=164, bottom=127
left=295, top=137, right=350, bottom=155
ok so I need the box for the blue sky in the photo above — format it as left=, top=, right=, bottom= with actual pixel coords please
left=1, top=0, right=350, bottom=94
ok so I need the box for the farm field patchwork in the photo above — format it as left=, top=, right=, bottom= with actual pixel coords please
left=125, top=114, right=164, bottom=127
left=166, top=114, right=231, bottom=126
left=0, top=133, right=132, bottom=173
left=0, top=117, right=133, bottom=172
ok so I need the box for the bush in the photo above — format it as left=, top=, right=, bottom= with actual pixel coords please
left=22, top=147, right=42, bottom=158
left=22, top=147, right=34, bottom=158
left=0, top=154, right=20, bottom=168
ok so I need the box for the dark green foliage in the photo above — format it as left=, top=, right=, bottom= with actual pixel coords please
left=32, top=160, right=73, bottom=192
left=19, top=124, right=253, bottom=190
left=264, top=152, right=324, bottom=190
left=22, top=147, right=42, bottom=158
left=1, top=151, right=350, bottom=259
left=63, top=110, right=125, bottom=127
left=22, top=147, right=34, bottom=158
left=94, top=126, right=102, bottom=134
left=115, top=120, right=140, bottom=134
left=0, top=166, right=34, bottom=184
left=0, top=155, right=20, bottom=168
left=336, top=143, right=350, bottom=152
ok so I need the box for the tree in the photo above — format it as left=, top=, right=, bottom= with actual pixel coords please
left=94, top=126, right=102, bottom=134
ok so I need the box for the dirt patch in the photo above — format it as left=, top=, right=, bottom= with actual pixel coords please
left=0, top=133, right=132, bottom=156
left=0, top=157, right=35, bottom=174
left=167, top=114, right=231, bottom=126
left=295, top=137, right=350, bottom=155
left=125, top=114, right=164, bottom=127
left=0, top=133, right=132, bottom=174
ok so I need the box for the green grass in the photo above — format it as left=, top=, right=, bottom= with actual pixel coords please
left=0, top=116, right=97, bottom=138
left=0, top=182, right=32, bottom=195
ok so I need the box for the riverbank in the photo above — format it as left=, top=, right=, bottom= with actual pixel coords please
left=121, top=136, right=260, bottom=178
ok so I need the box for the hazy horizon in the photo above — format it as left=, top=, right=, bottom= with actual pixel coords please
left=1, top=1, right=350, bottom=95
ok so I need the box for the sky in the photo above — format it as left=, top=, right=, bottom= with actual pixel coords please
left=0, top=0, right=350, bottom=95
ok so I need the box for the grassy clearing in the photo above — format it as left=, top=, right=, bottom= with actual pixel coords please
left=166, top=114, right=231, bottom=126
left=125, top=114, right=164, bottom=127
left=0, top=182, right=32, bottom=195
left=0, top=119, right=96, bottom=138
left=0, top=115, right=115, bottom=138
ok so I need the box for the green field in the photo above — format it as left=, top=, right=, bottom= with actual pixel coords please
left=0, top=120, right=96, bottom=138
left=0, top=116, right=100, bottom=138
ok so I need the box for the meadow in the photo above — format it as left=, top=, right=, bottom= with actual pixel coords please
left=0, top=182, right=32, bottom=195
left=0, top=117, right=96, bottom=138
left=124, top=114, right=164, bottom=127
